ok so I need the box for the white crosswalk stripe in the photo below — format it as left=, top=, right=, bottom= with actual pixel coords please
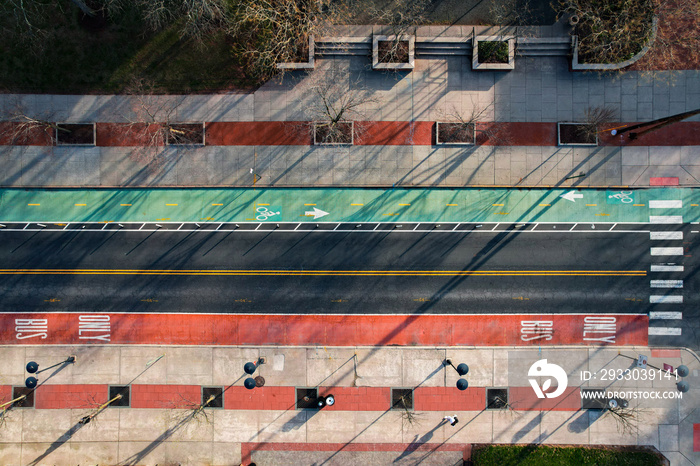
left=650, top=247, right=684, bottom=256
left=649, top=215, right=683, bottom=223
left=650, top=312, right=682, bottom=319
left=649, top=231, right=683, bottom=240
left=650, top=280, right=683, bottom=288
left=648, top=327, right=682, bottom=336
left=650, top=264, right=684, bottom=272
left=649, top=295, right=683, bottom=303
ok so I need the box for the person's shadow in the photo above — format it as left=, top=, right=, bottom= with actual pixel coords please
left=393, top=420, right=446, bottom=463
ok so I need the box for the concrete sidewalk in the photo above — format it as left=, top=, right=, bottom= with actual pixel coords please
left=1, top=56, right=699, bottom=189
left=0, top=344, right=697, bottom=465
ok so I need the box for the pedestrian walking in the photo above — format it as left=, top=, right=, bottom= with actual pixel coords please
left=443, top=415, right=458, bottom=426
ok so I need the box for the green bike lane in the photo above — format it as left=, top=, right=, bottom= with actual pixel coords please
left=0, top=187, right=698, bottom=223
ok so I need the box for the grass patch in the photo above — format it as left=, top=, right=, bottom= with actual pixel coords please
left=471, top=445, right=664, bottom=466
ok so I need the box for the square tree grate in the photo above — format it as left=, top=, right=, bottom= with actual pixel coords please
left=296, top=388, right=318, bottom=409
left=12, top=387, right=34, bottom=408
left=108, top=386, right=130, bottom=407
left=202, top=387, right=223, bottom=408
left=392, top=388, right=413, bottom=411
left=486, top=388, right=508, bottom=409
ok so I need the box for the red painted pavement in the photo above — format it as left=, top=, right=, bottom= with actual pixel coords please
left=318, top=387, right=391, bottom=411
left=131, top=384, right=201, bottom=409
left=241, top=442, right=469, bottom=464
left=205, top=122, right=312, bottom=146
left=224, top=386, right=295, bottom=410
left=509, top=386, right=581, bottom=411
left=354, top=121, right=433, bottom=145
left=34, top=384, right=108, bottom=409
left=650, top=177, right=680, bottom=186
left=651, top=349, right=681, bottom=358
left=599, top=122, right=700, bottom=146
left=4, top=120, right=699, bottom=146
left=413, top=387, right=485, bottom=411
left=694, top=424, right=700, bottom=452
left=2, top=313, right=648, bottom=346
left=0, top=384, right=585, bottom=411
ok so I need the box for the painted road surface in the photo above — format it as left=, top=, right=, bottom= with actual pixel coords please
left=0, top=187, right=694, bottom=348
left=3, top=313, right=647, bottom=346
left=1, top=187, right=699, bottom=224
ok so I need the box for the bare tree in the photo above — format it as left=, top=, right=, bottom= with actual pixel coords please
left=556, top=0, right=700, bottom=70
left=579, top=105, right=617, bottom=140
left=298, top=68, right=377, bottom=144
left=364, top=0, right=430, bottom=65
left=119, top=80, right=187, bottom=171
left=0, top=101, right=65, bottom=146
left=604, top=403, right=645, bottom=435
left=438, top=99, right=510, bottom=146
left=129, top=0, right=232, bottom=43
left=394, top=394, right=424, bottom=430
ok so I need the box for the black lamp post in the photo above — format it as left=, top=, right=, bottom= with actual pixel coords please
left=25, top=356, right=76, bottom=389
left=244, top=358, right=266, bottom=390
left=444, top=359, right=469, bottom=390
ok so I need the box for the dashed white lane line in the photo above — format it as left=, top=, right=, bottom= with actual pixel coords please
left=650, top=247, right=684, bottom=256
left=649, top=215, right=684, bottom=224
left=650, top=295, right=683, bottom=304
left=649, top=231, right=683, bottom=240
left=650, top=311, right=683, bottom=319
left=650, top=264, right=684, bottom=272
left=650, top=280, right=683, bottom=288
left=649, top=200, right=683, bottom=209
left=648, top=327, right=682, bottom=336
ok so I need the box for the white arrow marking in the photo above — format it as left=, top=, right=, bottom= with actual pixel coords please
left=560, top=191, right=584, bottom=202
left=305, top=207, right=329, bottom=219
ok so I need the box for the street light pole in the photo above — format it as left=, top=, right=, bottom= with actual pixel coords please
left=611, top=108, right=700, bottom=139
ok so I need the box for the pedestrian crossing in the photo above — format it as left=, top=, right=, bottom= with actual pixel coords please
left=648, top=198, right=684, bottom=338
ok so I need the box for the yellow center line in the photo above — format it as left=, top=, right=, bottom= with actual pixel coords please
left=586, top=204, right=597, bottom=206
left=383, top=213, right=399, bottom=216
left=257, top=203, right=269, bottom=206
left=304, top=203, right=316, bottom=206
left=399, top=203, right=411, bottom=206
left=492, top=204, right=504, bottom=206
left=633, top=204, right=645, bottom=206
left=539, top=204, right=551, bottom=207
left=121, top=204, right=132, bottom=206
left=351, top=203, right=364, bottom=206
left=166, top=204, right=178, bottom=206
left=692, top=204, right=699, bottom=207
left=0, top=269, right=647, bottom=277
left=75, top=204, right=86, bottom=206
left=446, top=204, right=458, bottom=206
left=28, top=203, right=40, bottom=206
left=212, top=203, right=223, bottom=206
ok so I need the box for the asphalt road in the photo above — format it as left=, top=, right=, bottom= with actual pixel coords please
left=0, top=227, right=691, bottom=306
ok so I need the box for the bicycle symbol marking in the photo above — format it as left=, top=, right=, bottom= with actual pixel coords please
left=608, top=191, right=633, bottom=203
left=256, top=206, right=281, bottom=221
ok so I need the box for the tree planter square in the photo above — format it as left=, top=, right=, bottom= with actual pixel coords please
left=55, top=123, right=95, bottom=145
left=313, top=121, right=353, bottom=145
left=472, top=36, right=515, bottom=70
left=277, top=35, right=315, bottom=70
left=167, top=123, right=205, bottom=145
left=436, top=122, right=475, bottom=145
left=372, top=35, right=415, bottom=70
left=557, top=122, right=598, bottom=146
